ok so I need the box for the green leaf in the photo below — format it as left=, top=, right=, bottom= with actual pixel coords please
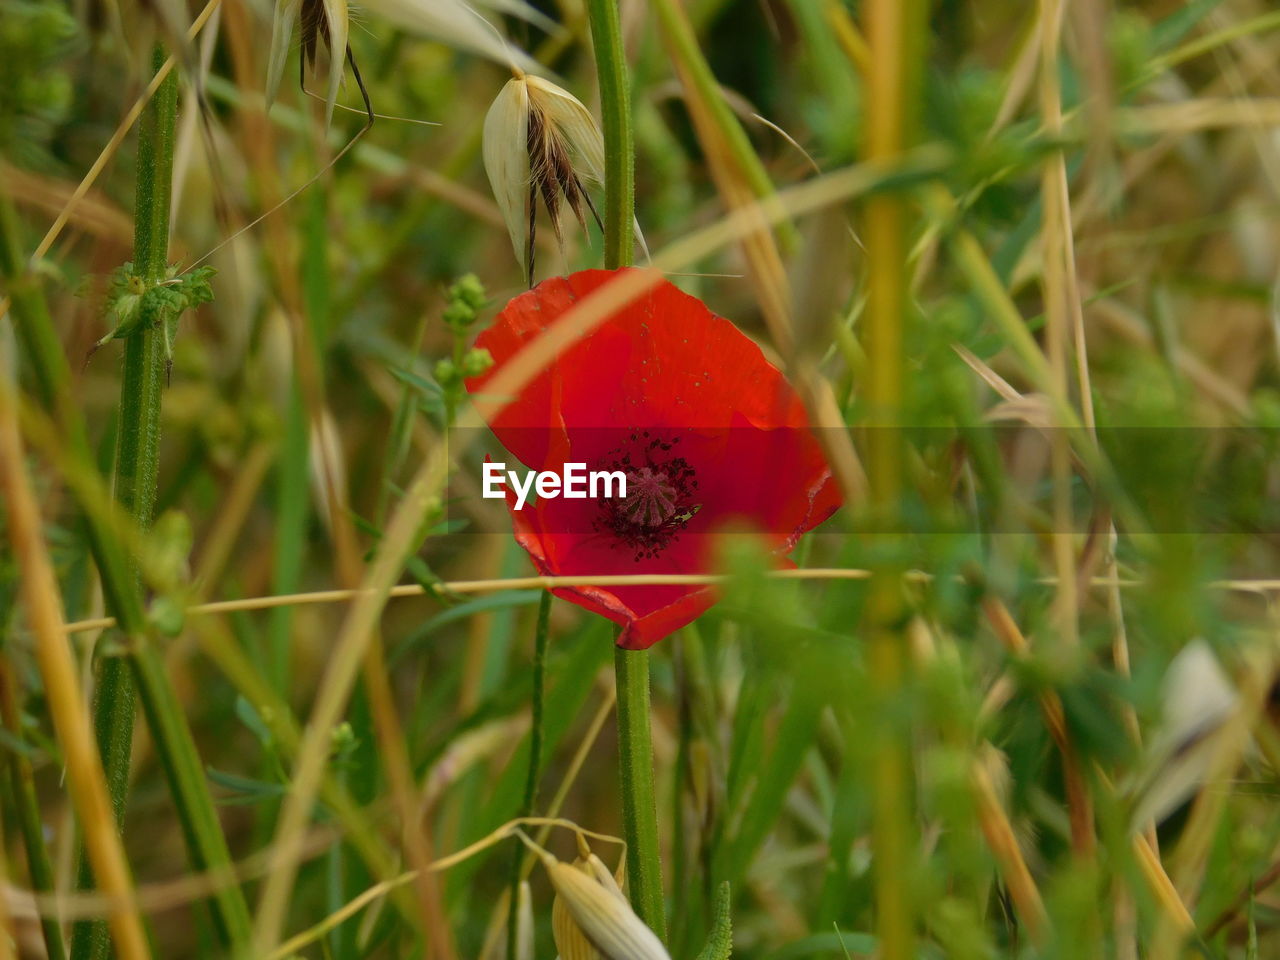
left=1151, top=0, right=1225, bottom=50
left=391, top=590, right=543, bottom=664
left=762, top=931, right=878, bottom=960
left=207, top=768, right=288, bottom=805
left=97, top=262, right=147, bottom=344
left=94, top=262, right=216, bottom=357
left=694, top=881, right=733, bottom=960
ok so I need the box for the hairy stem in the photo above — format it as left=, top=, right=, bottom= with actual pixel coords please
left=614, top=644, right=666, bottom=939
left=585, top=0, right=634, bottom=268
left=584, top=0, right=665, bottom=939
left=68, top=44, right=254, bottom=959
left=69, top=41, right=179, bottom=960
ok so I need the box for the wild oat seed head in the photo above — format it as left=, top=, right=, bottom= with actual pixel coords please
left=552, top=855, right=606, bottom=960
left=268, top=0, right=545, bottom=124
left=359, top=0, right=545, bottom=73
left=483, top=74, right=606, bottom=285
left=541, top=849, right=669, bottom=960
left=266, top=0, right=348, bottom=124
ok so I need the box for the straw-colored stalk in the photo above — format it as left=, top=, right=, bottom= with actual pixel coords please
left=0, top=371, right=151, bottom=960
left=982, top=598, right=1196, bottom=939
left=970, top=755, right=1049, bottom=942
left=862, top=0, right=927, bottom=957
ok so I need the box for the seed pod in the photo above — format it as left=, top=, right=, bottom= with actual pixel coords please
left=552, top=857, right=603, bottom=960
left=541, top=850, right=670, bottom=960
left=482, top=74, right=606, bottom=286
left=266, top=0, right=347, bottom=123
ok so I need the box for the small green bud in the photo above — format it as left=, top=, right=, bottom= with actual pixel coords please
left=442, top=274, right=487, bottom=329
left=152, top=510, right=193, bottom=586
left=330, top=721, right=356, bottom=756
left=450, top=273, right=486, bottom=311
left=149, top=595, right=185, bottom=637
left=442, top=301, right=476, bottom=329
left=434, top=358, right=458, bottom=386
left=460, top=347, right=493, bottom=378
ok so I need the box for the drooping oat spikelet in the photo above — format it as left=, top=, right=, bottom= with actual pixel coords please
left=538, top=838, right=669, bottom=960
left=362, top=0, right=549, bottom=73
left=266, top=0, right=348, bottom=124
left=267, top=0, right=544, bottom=125
left=553, top=853, right=605, bottom=960
left=482, top=74, right=606, bottom=286
left=1129, top=640, right=1239, bottom=829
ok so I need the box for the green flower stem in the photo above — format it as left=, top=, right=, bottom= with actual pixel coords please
left=67, top=42, right=177, bottom=960
left=506, top=590, right=551, bottom=958
left=584, top=0, right=666, bottom=937
left=90, top=36, right=177, bottom=833
left=614, top=643, right=666, bottom=939
left=585, top=0, right=634, bottom=268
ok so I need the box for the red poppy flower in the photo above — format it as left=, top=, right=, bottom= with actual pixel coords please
left=466, top=268, right=840, bottom=649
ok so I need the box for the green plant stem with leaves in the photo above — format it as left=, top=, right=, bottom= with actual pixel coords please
left=66, top=45, right=254, bottom=960
left=585, top=0, right=667, bottom=940
left=0, top=54, right=252, bottom=960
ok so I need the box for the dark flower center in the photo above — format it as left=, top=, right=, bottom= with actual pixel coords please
left=594, top=431, right=701, bottom=561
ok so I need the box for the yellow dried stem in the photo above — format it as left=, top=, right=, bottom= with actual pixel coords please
left=971, top=754, right=1049, bottom=943
left=0, top=365, right=151, bottom=960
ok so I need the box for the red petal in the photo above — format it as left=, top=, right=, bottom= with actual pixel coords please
left=466, top=269, right=844, bottom=648
left=506, top=494, right=717, bottom=648
left=467, top=270, right=817, bottom=455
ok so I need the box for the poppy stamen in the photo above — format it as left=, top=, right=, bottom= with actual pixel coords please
left=595, top=432, right=701, bottom=561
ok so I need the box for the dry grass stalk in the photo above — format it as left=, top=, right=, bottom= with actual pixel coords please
left=981, top=597, right=1197, bottom=939
left=0, top=357, right=151, bottom=960
left=971, top=752, right=1049, bottom=942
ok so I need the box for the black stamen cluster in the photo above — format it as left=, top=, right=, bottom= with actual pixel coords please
left=594, top=431, right=701, bottom=561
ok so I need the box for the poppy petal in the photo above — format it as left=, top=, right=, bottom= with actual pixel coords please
left=466, top=268, right=842, bottom=648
